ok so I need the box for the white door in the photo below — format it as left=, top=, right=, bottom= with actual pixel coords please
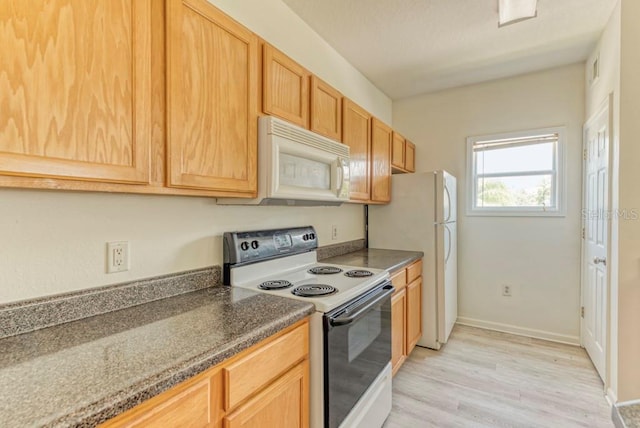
left=582, top=97, right=610, bottom=381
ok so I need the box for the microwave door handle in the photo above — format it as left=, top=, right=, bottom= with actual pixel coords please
left=329, top=285, right=394, bottom=327
left=336, top=158, right=345, bottom=196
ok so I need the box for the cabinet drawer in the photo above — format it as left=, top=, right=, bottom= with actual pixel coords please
left=407, top=260, right=422, bottom=283
left=225, top=323, right=308, bottom=410
left=391, top=269, right=407, bottom=292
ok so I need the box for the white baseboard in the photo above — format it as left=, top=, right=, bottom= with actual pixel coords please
left=456, top=317, right=581, bottom=346
left=617, top=398, right=640, bottom=407
left=606, top=388, right=618, bottom=406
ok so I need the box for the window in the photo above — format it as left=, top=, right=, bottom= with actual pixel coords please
left=467, top=127, right=565, bottom=216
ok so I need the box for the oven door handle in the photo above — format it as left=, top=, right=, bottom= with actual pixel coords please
left=328, top=285, right=394, bottom=327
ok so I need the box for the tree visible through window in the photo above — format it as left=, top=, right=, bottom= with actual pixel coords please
left=467, top=127, right=565, bottom=216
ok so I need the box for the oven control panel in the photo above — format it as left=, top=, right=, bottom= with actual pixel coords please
left=223, top=226, right=318, bottom=266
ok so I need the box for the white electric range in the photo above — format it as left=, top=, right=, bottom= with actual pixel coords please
left=224, top=226, right=393, bottom=428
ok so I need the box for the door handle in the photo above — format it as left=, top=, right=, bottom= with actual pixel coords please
left=593, top=257, right=607, bottom=266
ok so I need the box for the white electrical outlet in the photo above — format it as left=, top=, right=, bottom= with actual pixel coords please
left=107, top=241, right=129, bottom=273
left=331, top=225, right=338, bottom=240
left=502, top=284, right=512, bottom=297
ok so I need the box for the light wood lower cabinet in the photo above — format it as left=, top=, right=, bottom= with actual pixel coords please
left=224, top=360, right=309, bottom=428
left=390, top=259, right=423, bottom=376
left=101, top=319, right=309, bottom=428
left=406, top=277, right=422, bottom=355
left=391, top=287, right=407, bottom=376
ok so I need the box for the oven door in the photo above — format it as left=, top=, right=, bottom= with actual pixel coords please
left=323, top=281, right=393, bottom=428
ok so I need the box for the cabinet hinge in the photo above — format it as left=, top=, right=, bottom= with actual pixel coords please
left=582, top=227, right=585, bottom=239
left=583, top=148, right=587, bottom=160
left=581, top=306, right=585, bottom=318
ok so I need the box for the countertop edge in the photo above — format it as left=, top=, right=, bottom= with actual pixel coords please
left=55, top=303, right=315, bottom=427
left=320, top=248, right=424, bottom=275
left=381, top=253, right=424, bottom=274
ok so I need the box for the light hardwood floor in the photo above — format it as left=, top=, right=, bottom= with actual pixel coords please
left=384, top=325, right=612, bottom=428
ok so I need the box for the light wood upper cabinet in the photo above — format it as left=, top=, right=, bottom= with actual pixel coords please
left=342, top=98, right=371, bottom=201
left=392, top=132, right=417, bottom=174
left=0, top=0, right=152, bottom=184
left=370, top=118, right=392, bottom=203
left=405, top=140, right=416, bottom=173
left=263, top=44, right=310, bottom=128
left=391, top=132, right=405, bottom=170
left=166, top=0, right=258, bottom=193
left=310, top=76, right=342, bottom=141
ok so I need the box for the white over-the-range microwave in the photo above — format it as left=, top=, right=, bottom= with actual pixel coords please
left=218, top=116, right=350, bottom=206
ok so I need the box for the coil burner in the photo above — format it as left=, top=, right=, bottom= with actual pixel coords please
left=258, top=280, right=293, bottom=290
left=344, top=270, right=374, bottom=278
left=308, top=266, right=343, bottom=275
left=292, top=284, right=338, bottom=297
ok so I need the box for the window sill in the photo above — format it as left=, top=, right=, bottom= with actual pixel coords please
left=466, top=209, right=566, bottom=217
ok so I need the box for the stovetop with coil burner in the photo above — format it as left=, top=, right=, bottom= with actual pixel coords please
left=223, top=226, right=389, bottom=312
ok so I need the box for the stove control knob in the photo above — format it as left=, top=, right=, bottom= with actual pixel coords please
left=251, top=240, right=259, bottom=249
left=302, top=234, right=308, bottom=241
left=240, top=241, right=249, bottom=251
left=309, top=233, right=315, bottom=240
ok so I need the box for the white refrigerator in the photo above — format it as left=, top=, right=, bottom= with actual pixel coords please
left=369, top=170, right=457, bottom=350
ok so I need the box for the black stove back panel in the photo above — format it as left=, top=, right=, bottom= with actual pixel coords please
left=223, top=226, right=318, bottom=284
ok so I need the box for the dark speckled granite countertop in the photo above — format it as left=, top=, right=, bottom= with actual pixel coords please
left=0, top=286, right=314, bottom=428
left=321, top=248, right=423, bottom=273
left=616, top=403, right=640, bottom=428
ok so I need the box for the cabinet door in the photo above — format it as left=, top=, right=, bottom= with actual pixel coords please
left=405, top=140, right=415, bottom=172
left=0, top=0, right=152, bottom=184
left=370, top=118, right=392, bottom=203
left=310, top=76, right=341, bottom=141
left=263, top=45, right=309, bottom=128
left=391, top=289, right=407, bottom=376
left=224, top=360, right=309, bottom=428
left=391, top=132, right=405, bottom=170
left=166, top=0, right=258, bottom=193
left=102, top=368, right=224, bottom=428
left=406, top=277, right=422, bottom=355
left=342, top=98, right=371, bottom=201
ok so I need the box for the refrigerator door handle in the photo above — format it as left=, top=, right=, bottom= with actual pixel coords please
left=444, top=224, right=452, bottom=265
left=444, top=185, right=452, bottom=223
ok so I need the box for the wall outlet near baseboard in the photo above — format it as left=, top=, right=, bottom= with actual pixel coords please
left=502, top=284, right=512, bottom=297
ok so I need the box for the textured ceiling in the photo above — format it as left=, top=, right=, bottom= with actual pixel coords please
left=282, top=0, right=617, bottom=99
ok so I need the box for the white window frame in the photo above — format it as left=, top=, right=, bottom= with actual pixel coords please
left=466, top=126, right=567, bottom=217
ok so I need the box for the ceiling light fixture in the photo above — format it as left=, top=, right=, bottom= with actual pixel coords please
left=498, top=0, right=537, bottom=27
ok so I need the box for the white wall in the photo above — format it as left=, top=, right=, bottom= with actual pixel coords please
left=393, top=64, right=585, bottom=343
left=585, top=0, right=620, bottom=401
left=586, top=0, right=640, bottom=403
left=0, top=0, right=392, bottom=304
